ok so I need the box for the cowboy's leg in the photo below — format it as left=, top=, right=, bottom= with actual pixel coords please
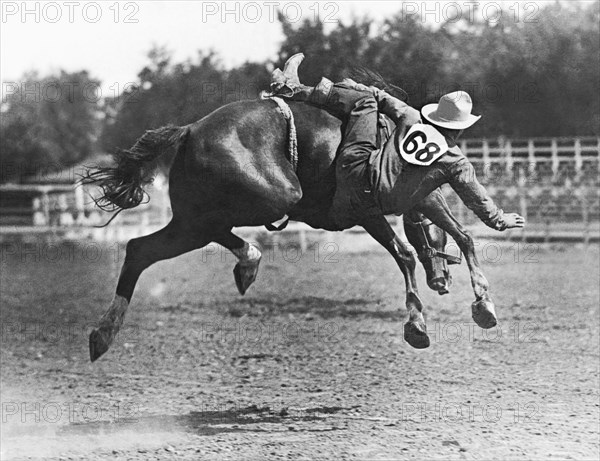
left=335, top=87, right=379, bottom=166
left=327, top=88, right=380, bottom=228
left=268, top=54, right=381, bottom=226
left=270, top=52, right=419, bottom=127
left=271, top=72, right=381, bottom=226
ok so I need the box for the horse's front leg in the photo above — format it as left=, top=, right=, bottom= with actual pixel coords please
left=361, top=216, right=430, bottom=349
left=454, top=227, right=497, bottom=328
left=417, top=192, right=497, bottom=329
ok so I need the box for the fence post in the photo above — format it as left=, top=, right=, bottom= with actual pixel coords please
left=528, top=139, right=536, bottom=178
left=519, top=185, right=528, bottom=243
left=299, top=228, right=307, bottom=253
left=480, top=139, right=489, bottom=184
left=42, top=190, right=50, bottom=227
left=505, top=139, right=513, bottom=179
left=74, top=184, right=85, bottom=224
left=551, top=138, right=559, bottom=181
left=482, top=138, right=489, bottom=163
left=582, top=189, right=589, bottom=247
left=574, top=138, right=582, bottom=182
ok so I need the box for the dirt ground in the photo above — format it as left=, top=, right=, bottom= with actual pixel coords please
left=1, top=236, right=599, bottom=460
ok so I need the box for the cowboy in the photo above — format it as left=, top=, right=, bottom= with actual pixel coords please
left=269, top=53, right=525, bottom=231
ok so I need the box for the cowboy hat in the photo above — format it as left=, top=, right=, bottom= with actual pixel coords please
left=421, top=91, right=481, bottom=130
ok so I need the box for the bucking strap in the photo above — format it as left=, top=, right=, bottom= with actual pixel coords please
left=260, top=95, right=298, bottom=231
left=265, top=95, right=299, bottom=172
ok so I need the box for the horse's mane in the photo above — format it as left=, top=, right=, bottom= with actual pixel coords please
left=348, top=67, right=409, bottom=102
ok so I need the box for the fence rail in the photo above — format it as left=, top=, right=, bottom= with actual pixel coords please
left=460, top=137, right=599, bottom=185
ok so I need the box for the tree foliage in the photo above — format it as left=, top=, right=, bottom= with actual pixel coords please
left=99, top=46, right=271, bottom=153
left=276, top=1, right=599, bottom=138
left=1, top=71, right=101, bottom=182
left=1, top=2, right=598, bottom=183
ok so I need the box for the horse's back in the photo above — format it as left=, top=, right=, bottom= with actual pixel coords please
left=185, top=98, right=340, bottom=166
left=169, top=99, right=340, bottom=226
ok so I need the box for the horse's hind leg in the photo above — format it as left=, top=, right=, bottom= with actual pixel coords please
left=361, top=215, right=430, bottom=349
left=214, top=232, right=262, bottom=295
left=89, top=219, right=212, bottom=361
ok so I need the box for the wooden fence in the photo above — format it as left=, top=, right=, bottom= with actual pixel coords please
left=459, top=137, right=599, bottom=185
left=1, top=137, right=598, bottom=244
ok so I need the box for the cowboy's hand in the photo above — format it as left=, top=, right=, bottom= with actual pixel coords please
left=503, top=213, right=525, bottom=229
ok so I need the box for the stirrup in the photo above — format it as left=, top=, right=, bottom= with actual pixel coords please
left=269, top=83, right=295, bottom=98
left=260, top=86, right=293, bottom=100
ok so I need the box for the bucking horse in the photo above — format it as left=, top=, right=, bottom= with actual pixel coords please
left=85, top=90, right=499, bottom=362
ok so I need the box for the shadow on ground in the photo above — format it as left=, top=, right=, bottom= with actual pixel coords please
left=172, top=296, right=404, bottom=320
left=5, top=405, right=358, bottom=439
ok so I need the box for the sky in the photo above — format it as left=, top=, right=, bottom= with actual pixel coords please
left=2, top=1, right=403, bottom=91
left=2, top=0, right=558, bottom=94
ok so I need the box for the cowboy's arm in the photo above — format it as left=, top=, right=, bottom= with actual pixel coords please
left=372, top=89, right=421, bottom=126
left=342, top=79, right=420, bottom=126
left=446, top=158, right=508, bottom=230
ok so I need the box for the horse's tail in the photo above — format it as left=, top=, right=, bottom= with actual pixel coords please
left=82, top=125, right=189, bottom=215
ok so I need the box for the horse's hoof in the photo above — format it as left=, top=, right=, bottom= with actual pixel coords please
left=233, top=258, right=261, bottom=295
left=404, top=321, right=430, bottom=349
left=472, top=299, right=497, bottom=329
left=428, top=276, right=449, bottom=294
left=89, top=328, right=110, bottom=362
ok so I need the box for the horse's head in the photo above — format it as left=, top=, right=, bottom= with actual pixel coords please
left=404, top=215, right=454, bottom=295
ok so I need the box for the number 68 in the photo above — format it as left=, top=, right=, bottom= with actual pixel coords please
left=403, top=130, right=441, bottom=162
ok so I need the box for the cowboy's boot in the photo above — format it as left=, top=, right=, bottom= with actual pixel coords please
left=269, top=53, right=331, bottom=103
left=270, top=53, right=305, bottom=94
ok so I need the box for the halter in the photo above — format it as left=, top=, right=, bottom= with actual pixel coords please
left=404, top=217, right=462, bottom=265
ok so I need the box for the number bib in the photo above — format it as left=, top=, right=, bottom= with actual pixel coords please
left=399, top=124, right=448, bottom=166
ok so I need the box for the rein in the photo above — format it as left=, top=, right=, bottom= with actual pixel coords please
left=404, top=217, right=462, bottom=265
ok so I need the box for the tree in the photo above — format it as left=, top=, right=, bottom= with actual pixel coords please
left=277, top=13, right=372, bottom=84
left=275, top=2, right=599, bottom=138
left=99, top=46, right=271, bottom=154
left=0, top=70, right=102, bottom=183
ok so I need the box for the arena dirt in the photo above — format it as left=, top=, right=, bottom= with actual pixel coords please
left=1, top=240, right=598, bottom=460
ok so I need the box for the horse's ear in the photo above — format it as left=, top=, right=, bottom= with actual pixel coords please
left=348, top=66, right=409, bottom=102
